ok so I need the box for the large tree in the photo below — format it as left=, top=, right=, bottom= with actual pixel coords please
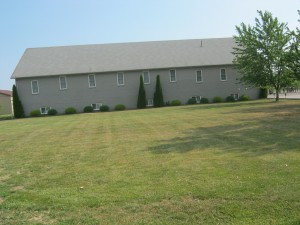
left=289, top=10, right=300, bottom=79
left=233, top=10, right=298, bottom=101
left=12, top=85, right=25, bottom=118
left=137, top=75, right=147, bottom=109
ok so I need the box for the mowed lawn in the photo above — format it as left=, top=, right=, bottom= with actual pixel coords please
left=0, top=100, right=300, bottom=225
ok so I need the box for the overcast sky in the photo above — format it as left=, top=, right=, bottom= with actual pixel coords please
left=0, top=0, right=299, bottom=90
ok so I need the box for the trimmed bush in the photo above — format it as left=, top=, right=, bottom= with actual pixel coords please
left=187, top=98, right=197, bottom=105
left=153, top=75, right=164, bottom=107
left=30, top=109, right=41, bottom=117
left=170, top=100, right=181, bottom=106
left=200, top=98, right=209, bottom=104
left=12, top=85, right=25, bottom=118
left=84, top=106, right=93, bottom=113
left=115, top=104, right=125, bottom=111
left=100, top=105, right=109, bottom=112
left=137, top=75, right=147, bottom=109
left=65, top=107, right=77, bottom=114
left=47, top=108, right=57, bottom=115
left=226, top=95, right=235, bottom=102
left=240, top=95, right=250, bottom=101
left=212, top=96, right=223, bottom=103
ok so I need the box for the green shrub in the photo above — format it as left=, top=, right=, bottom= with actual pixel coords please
left=84, top=106, right=93, bottom=113
left=240, top=95, right=250, bottom=101
left=12, top=85, right=25, bottom=118
left=200, top=98, right=209, bottom=104
left=187, top=98, right=197, bottom=105
left=47, top=108, right=57, bottom=115
left=212, top=96, right=223, bottom=103
left=226, top=95, right=235, bottom=102
left=100, top=105, right=109, bottom=112
left=115, top=104, right=125, bottom=111
left=259, top=88, right=268, bottom=99
left=30, top=109, right=41, bottom=117
left=65, top=107, right=77, bottom=114
left=170, top=100, right=181, bottom=106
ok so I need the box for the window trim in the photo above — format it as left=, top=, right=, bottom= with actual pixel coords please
left=31, top=80, right=39, bottom=94
left=196, top=70, right=203, bottom=83
left=147, top=99, right=153, bottom=107
left=117, top=72, right=124, bottom=86
left=169, top=69, right=177, bottom=82
left=40, top=106, right=50, bottom=115
left=191, top=96, right=201, bottom=103
left=220, top=68, right=227, bottom=81
left=59, top=76, right=68, bottom=90
left=91, top=103, right=102, bottom=111
left=231, top=93, right=239, bottom=101
left=143, top=71, right=150, bottom=84
left=88, top=74, right=96, bottom=88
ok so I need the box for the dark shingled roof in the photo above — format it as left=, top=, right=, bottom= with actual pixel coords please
left=12, top=37, right=235, bottom=79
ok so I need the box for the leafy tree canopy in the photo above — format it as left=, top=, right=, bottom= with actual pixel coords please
left=233, top=10, right=299, bottom=101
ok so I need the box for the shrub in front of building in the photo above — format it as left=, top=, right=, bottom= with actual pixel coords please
left=200, top=98, right=209, bottom=104
left=65, top=107, right=77, bottom=114
left=226, top=95, right=235, bottom=102
left=115, top=104, right=125, bottom=111
left=240, top=95, right=250, bottom=101
left=212, top=96, right=223, bottom=103
left=100, top=105, right=110, bottom=112
left=47, top=108, right=57, bottom=115
left=30, top=109, right=41, bottom=117
left=170, top=100, right=181, bottom=106
left=83, top=106, right=93, bottom=113
left=187, top=98, right=197, bottom=105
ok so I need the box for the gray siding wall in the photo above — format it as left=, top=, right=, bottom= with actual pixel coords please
left=16, top=65, right=259, bottom=116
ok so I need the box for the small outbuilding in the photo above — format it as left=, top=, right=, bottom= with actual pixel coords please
left=0, top=90, right=13, bottom=115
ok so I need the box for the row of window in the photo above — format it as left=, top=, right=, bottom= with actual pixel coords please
left=30, top=69, right=228, bottom=94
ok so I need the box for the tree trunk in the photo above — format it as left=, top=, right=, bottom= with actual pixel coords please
left=275, top=89, right=280, bottom=101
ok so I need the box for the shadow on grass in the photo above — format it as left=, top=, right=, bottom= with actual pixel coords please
left=148, top=115, right=300, bottom=156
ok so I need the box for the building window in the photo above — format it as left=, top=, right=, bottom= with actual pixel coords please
left=91, top=103, right=102, bottom=111
left=147, top=99, right=153, bottom=107
left=220, top=69, right=227, bottom=81
left=143, top=71, right=150, bottom=84
left=231, top=93, right=239, bottom=100
left=31, top=80, right=39, bottom=94
left=59, top=76, right=67, bottom=90
left=191, top=96, right=201, bottom=103
left=88, top=74, right=96, bottom=88
left=40, top=107, right=50, bottom=115
left=196, top=70, right=203, bottom=83
left=117, top=72, right=124, bottom=86
left=169, top=69, right=176, bottom=82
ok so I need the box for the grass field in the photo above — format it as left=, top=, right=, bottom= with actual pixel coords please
left=0, top=100, right=299, bottom=224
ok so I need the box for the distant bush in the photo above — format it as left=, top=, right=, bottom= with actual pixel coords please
left=187, top=98, right=197, bottom=105
left=47, top=108, right=57, bottom=115
left=30, top=109, right=41, bottom=117
left=65, top=107, right=77, bottom=114
left=200, top=98, right=209, bottom=104
left=240, top=95, right=250, bottom=101
left=83, top=106, right=93, bottom=113
left=170, top=100, right=181, bottom=106
left=115, top=104, right=125, bottom=111
left=212, top=96, right=223, bottom=103
left=165, top=101, right=170, bottom=106
left=100, top=105, right=109, bottom=112
left=226, top=95, right=235, bottom=102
